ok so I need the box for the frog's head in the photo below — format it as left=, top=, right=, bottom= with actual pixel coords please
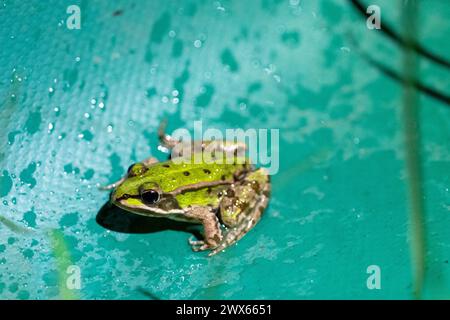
left=110, top=163, right=183, bottom=217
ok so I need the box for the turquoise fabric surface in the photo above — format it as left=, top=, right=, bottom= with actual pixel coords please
left=0, top=0, right=449, bottom=299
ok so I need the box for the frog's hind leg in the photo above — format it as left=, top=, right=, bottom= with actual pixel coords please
left=158, top=119, right=180, bottom=151
left=211, top=169, right=271, bottom=256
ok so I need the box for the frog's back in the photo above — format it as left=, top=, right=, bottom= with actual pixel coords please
left=145, top=156, right=249, bottom=193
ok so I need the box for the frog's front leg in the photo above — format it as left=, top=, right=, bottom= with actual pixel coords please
left=185, top=206, right=223, bottom=252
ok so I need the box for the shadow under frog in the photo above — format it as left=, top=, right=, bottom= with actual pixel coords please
left=96, top=200, right=202, bottom=239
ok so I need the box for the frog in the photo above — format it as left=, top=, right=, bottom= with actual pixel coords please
left=101, top=121, right=270, bottom=256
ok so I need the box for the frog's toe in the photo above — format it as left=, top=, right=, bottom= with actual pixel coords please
left=188, top=237, right=209, bottom=252
left=188, top=236, right=204, bottom=246
left=208, top=247, right=224, bottom=256
left=191, top=243, right=210, bottom=252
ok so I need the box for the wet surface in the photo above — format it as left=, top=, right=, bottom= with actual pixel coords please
left=0, top=0, right=449, bottom=299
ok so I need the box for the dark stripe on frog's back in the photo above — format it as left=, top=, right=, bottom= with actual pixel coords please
left=143, top=157, right=248, bottom=193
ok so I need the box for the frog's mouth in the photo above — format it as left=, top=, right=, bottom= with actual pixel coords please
left=112, top=193, right=185, bottom=217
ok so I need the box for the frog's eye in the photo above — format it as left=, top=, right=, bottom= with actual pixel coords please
left=127, top=163, right=147, bottom=177
left=140, top=189, right=160, bottom=205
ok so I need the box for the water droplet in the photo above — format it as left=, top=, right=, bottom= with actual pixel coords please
left=90, top=98, right=97, bottom=105
left=193, top=40, right=202, bottom=48
left=48, top=123, right=54, bottom=133
left=162, top=96, right=169, bottom=103
left=98, top=102, right=105, bottom=109
left=172, top=97, right=179, bottom=104
left=75, top=56, right=81, bottom=62
left=84, top=112, right=91, bottom=119
left=172, top=90, right=179, bottom=97
left=168, top=30, right=176, bottom=38
left=48, top=87, right=54, bottom=94
left=239, top=102, right=247, bottom=110
left=127, top=120, right=134, bottom=127
left=107, top=125, right=113, bottom=133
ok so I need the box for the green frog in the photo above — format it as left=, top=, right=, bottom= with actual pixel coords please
left=102, top=122, right=270, bottom=256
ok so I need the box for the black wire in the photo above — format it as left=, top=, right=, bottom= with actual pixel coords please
left=359, top=49, right=450, bottom=106
left=350, top=0, right=450, bottom=69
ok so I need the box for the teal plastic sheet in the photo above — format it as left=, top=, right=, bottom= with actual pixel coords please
left=0, top=0, right=449, bottom=299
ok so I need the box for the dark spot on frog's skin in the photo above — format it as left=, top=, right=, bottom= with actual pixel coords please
left=212, top=234, right=221, bottom=243
left=162, top=164, right=170, bottom=168
left=250, top=181, right=261, bottom=193
left=203, top=169, right=211, bottom=174
left=207, top=187, right=212, bottom=194
left=238, top=201, right=249, bottom=212
left=183, top=171, right=190, bottom=176
left=221, top=175, right=226, bottom=181
left=225, top=188, right=235, bottom=198
left=263, top=190, right=270, bottom=197
left=217, top=191, right=223, bottom=197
